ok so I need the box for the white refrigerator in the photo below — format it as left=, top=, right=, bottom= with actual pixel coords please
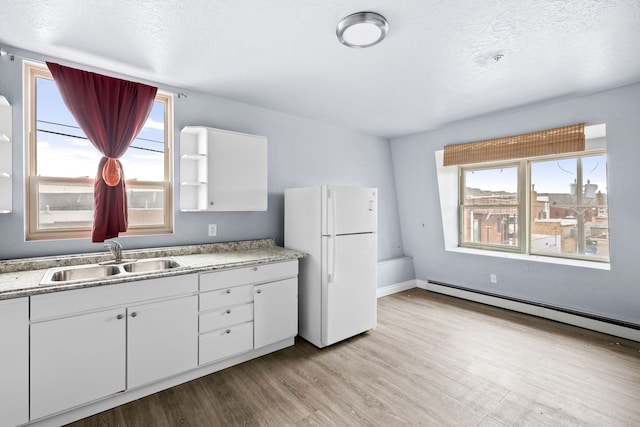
left=284, top=185, right=377, bottom=348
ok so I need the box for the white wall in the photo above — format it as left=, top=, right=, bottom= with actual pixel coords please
left=390, top=83, right=640, bottom=326
left=0, top=47, right=404, bottom=263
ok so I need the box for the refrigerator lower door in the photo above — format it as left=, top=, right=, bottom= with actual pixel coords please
left=322, top=233, right=377, bottom=347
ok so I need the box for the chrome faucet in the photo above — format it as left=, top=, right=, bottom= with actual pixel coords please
left=104, top=240, right=123, bottom=263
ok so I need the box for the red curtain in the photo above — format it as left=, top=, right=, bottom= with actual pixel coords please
left=46, top=62, right=158, bottom=242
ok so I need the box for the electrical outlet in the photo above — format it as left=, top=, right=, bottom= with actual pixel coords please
left=208, top=224, right=217, bottom=237
left=490, top=273, right=497, bottom=283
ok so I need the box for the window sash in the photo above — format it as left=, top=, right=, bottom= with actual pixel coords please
left=528, top=153, right=609, bottom=262
left=26, top=176, right=171, bottom=240
left=460, top=163, right=522, bottom=252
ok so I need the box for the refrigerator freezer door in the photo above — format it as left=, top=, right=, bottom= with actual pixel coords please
left=322, top=233, right=377, bottom=346
left=323, top=186, right=377, bottom=236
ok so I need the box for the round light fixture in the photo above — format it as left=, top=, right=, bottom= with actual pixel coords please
left=336, top=12, right=388, bottom=48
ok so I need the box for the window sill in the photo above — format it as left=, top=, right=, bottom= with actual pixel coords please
left=447, top=246, right=611, bottom=270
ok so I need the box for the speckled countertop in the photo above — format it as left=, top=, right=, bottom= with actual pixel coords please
left=0, top=239, right=304, bottom=300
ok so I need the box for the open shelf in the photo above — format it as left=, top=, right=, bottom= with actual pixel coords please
left=0, top=95, right=11, bottom=213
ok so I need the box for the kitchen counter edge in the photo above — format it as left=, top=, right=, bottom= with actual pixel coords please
left=0, top=239, right=305, bottom=300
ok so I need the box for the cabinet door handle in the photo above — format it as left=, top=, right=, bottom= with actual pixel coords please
left=253, top=266, right=258, bottom=271
left=131, top=312, right=138, bottom=318
left=256, top=289, right=262, bottom=294
left=117, top=314, right=124, bottom=320
left=226, top=309, right=231, bottom=314
left=225, top=289, right=231, bottom=294
left=225, top=329, right=231, bottom=334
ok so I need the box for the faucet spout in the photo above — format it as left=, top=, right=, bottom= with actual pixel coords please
left=104, top=240, right=123, bottom=263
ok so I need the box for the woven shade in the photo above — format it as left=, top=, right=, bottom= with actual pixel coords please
left=443, top=123, right=585, bottom=166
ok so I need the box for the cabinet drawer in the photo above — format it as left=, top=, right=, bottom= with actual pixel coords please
left=199, top=284, right=253, bottom=311
left=199, top=322, right=253, bottom=365
left=199, top=303, right=253, bottom=333
left=199, top=260, right=298, bottom=292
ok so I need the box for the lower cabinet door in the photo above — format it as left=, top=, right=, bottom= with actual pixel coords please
left=127, top=295, right=198, bottom=389
left=254, top=278, right=298, bottom=348
left=30, top=308, right=126, bottom=420
left=199, top=322, right=254, bottom=365
left=0, top=298, right=29, bottom=426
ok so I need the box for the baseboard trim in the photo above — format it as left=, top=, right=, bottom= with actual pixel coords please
left=377, top=280, right=418, bottom=298
left=417, top=280, right=640, bottom=343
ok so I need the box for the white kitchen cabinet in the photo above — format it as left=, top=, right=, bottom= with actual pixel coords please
left=0, top=95, right=12, bottom=213
left=0, top=298, right=29, bottom=426
left=198, top=279, right=254, bottom=365
left=127, top=296, right=198, bottom=389
left=30, top=307, right=127, bottom=420
left=30, top=274, right=198, bottom=420
left=198, top=260, right=298, bottom=365
left=254, top=278, right=298, bottom=348
left=179, top=126, right=267, bottom=212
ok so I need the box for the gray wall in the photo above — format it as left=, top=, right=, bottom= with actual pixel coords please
left=0, top=48, right=404, bottom=262
left=390, top=83, right=640, bottom=326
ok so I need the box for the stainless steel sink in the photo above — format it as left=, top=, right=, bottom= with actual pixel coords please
left=122, top=258, right=185, bottom=273
left=40, top=257, right=187, bottom=285
left=45, top=265, right=122, bottom=282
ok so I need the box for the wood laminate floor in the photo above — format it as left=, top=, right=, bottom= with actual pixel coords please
left=68, top=289, right=640, bottom=426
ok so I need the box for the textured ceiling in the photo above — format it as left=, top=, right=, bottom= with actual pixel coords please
left=1, top=0, right=639, bottom=138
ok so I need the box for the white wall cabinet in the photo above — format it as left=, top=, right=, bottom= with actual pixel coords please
left=0, top=95, right=12, bottom=213
left=180, top=126, right=267, bottom=212
left=29, top=275, right=198, bottom=420
left=0, top=298, right=29, bottom=426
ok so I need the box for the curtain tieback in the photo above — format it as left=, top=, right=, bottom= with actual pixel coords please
left=102, top=157, right=122, bottom=186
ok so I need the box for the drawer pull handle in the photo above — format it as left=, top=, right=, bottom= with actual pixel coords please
left=225, top=329, right=231, bottom=334
left=256, top=289, right=262, bottom=294
left=225, top=289, right=231, bottom=294
left=253, top=266, right=258, bottom=271
left=131, top=312, right=138, bottom=318
left=226, top=309, right=231, bottom=314
left=117, top=314, right=123, bottom=320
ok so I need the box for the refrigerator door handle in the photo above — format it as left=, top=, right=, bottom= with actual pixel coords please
left=327, top=235, right=336, bottom=283
left=331, top=188, right=337, bottom=237
left=324, top=188, right=337, bottom=283
left=330, top=189, right=337, bottom=282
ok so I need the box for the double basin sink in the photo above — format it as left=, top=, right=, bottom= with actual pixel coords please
left=40, top=258, right=187, bottom=285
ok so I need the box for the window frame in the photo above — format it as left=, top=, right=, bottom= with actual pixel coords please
left=458, top=150, right=609, bottom=263
left=458, top=161, right=525, bottom=253
left=24, top=61, right=174, bottom=241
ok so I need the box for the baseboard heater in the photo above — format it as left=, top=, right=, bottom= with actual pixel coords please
left=420, top=279, right=640, bottom=342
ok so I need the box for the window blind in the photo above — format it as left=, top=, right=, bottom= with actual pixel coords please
left=442, top=123, right=585, bottom=166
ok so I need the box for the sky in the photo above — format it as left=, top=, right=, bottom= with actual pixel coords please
left=36, top=77, right=165, bottom=181
left=465, top=155, right=608, bottom=196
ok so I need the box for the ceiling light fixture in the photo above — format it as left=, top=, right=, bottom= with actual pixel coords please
left=336, top=12, right=388, bottom=48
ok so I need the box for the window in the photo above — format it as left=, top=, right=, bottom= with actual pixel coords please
left=459, top=150, right=609, bottom=262
left=530, top=154, right=608, bottom=260
left=460, top=165, right=521, bottom=250
left=24, top=62, right=173, bottom=240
